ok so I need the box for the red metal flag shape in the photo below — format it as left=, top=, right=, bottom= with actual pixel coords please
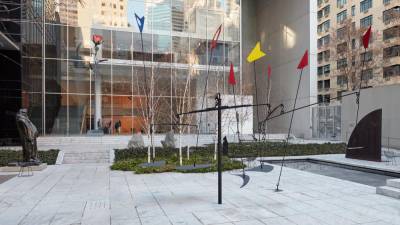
left=211, top=24, right=222, bottom=50
left=363, top=26, right=372, bottom=49
left=268, top=65, right=272, bottom=80
left=92, top=34, right=103, bottom=46
left=229, top=62, right=236, bottom=85
left=297, top=50, right=309, bottom=70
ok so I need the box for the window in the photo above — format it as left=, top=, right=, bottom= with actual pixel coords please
left=318, top=50, right=331, bottom=61
left=324, top=64, right=331, bottom=74
left=383, top=7, right=400, bottom=23
left=337, top=75, right=348, bottom=85
left=318, top=80, right=323, bottom=89
left=337, top=42, right=348, bottom=54
left=337, top=91, right=346, bottom=101
left=383, top=0, right=391, bottom=5
left=337, top=27, right=347, bottom=40
left=318, top=10, right=323, bottom=19
left=360, top=15, right=373, bottom=28
left=361, top=69, right=373, bottom=81
left=383, top=45, right=400, bottom=58
left=383, top=26, right=400, bottom=40
left=360, top=0, right=372, bottom=13
left=318, top=6, right=331, bottom=19
left=318, top=20, right=330, bottom=33
left=337, top=0, right=347, bottom=8
left=318, top=66, right=323, bottom=75
left=318, top=35, right=330, bottom=48
left=318, top=64, right=330, bottom=75
left=360, top=51, right=373, bottom=61
left=318, top=95, right=330, bottom=103
left=318, top=95, right=324, bottom=103
left=324, top=80, right=331, bottom=89
left=383, top=65, right=400, bottom=78
left=352, top=39, right=356, bottom=49
left=325, top=95, right=331, bottom=103
left=337, top=10, right=347, bottom=23
left=318, top=0, right=324, bottom=6
left=351, top=5, right=356, bottom=16
left=337, top=58, right=347, bottom=69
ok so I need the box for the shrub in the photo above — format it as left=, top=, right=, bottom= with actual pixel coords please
left=111, top=142, right=346, bottom=174
left=0, top=149, right=60, bottom=166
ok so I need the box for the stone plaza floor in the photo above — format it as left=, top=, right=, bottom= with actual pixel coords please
left=0, top=163, right=400, bottom=225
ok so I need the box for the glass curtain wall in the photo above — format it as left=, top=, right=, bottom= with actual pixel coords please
left=21, top=0, right=241, bottom=135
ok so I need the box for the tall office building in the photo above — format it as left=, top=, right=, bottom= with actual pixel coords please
left=317, top=0, right=400, bottom=104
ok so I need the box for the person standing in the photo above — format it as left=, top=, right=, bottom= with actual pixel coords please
left=115, top=120, right=122, bottom=135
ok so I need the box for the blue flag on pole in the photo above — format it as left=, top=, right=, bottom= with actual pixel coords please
left=135, top=13, right=145, bottom=33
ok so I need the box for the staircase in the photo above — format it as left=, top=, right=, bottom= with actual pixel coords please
left=377, top=179, right=400, bottom=199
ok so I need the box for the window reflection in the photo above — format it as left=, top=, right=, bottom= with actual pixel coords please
left=21, top=0, right=241, bottom=135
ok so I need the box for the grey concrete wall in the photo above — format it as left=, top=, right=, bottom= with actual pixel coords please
left=342, top=85, right=400, bottom=149
left=242, top=0, right=317, bottom=138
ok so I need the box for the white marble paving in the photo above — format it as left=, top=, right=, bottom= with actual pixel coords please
left=0, top=163, right=399, bottom=225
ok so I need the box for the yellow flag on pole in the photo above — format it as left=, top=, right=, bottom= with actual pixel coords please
left=247, top=42, right=266, bottom=63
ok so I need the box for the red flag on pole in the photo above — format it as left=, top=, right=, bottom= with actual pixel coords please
left=229, top=63, right=236, bottom=85
left=297, top=50, right=309, bottom=70
left=363, top=26, right=372, bottom=49
left=268, top=65, right=272, bottom=80
left=211, top=24, right=222, bottom=50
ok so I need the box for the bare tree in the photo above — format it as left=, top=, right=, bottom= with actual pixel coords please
left=326, top=18, right=383, bottom=92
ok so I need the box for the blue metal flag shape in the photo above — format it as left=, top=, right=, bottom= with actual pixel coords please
left=135, top=13, right=145, bottom=33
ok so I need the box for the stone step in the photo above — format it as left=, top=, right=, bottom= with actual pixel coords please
left=376, top=186, right=400, bottom=199
left=63, top=158, right=111, bottom=164
left=63, top=152, right=110, bottom=164
left=387, top=179, right=400, bottom=189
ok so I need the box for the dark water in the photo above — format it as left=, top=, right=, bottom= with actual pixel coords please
left=269, top=160, right=396, bottom=187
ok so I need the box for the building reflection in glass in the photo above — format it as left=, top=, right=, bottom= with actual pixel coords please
left=21, top=0, right=241, bottom=135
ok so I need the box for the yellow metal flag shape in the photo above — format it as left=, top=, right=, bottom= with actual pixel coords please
left=247, top=42, right=266, bottom=63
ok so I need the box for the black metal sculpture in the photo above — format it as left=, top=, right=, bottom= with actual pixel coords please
left=16, top=109, right=41, bottom=165
left=346, top=109, right=382, bottom=162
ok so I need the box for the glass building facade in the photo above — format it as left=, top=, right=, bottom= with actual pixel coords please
left=21, top=0, right=241, bottom=135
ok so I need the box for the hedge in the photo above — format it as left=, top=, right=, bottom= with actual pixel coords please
left=0, top=149, right=60, bottom=166
left=227, top=142, right=347, bottom=158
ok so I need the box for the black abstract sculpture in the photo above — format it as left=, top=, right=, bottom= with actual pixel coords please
left=16, top=109, right=41, bottom=165
left=346, top=109, right=382, bottom=161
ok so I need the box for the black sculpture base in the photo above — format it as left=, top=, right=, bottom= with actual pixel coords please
left=138, top=160, right=166, bottom=168
left=346, top=109, right=382, bottom=162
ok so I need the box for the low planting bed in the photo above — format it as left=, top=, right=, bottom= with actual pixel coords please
left=228, top=142, right=347, bottom=158
left=111, top=142, right=346, bottom=174
left=112, top=147, right=243, bottom=174
left=0, top=149, right=60, bottom=166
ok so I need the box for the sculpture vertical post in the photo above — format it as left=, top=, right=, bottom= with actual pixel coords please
left=355, top=26, right=372, bottom=124
left=216, top=93, right=222, bottom=204
left=276, top=50, right=308, bottom=192
left=246, top=42, right=266, bottom=140
left=194, top=25, right=222, bottom=166
left=179, top=121, right=182, bottom=166
left=229, top=62, right=240, bottom=143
